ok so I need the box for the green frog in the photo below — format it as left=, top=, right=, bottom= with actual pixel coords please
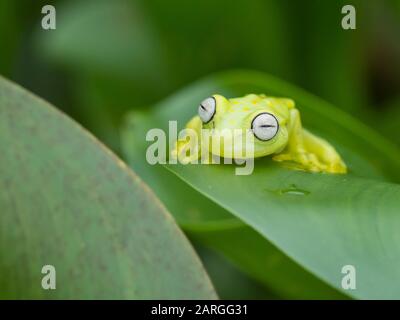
left=171, top=94, right=347, bottom=174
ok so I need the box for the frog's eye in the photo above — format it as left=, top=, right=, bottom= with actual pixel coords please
left=251, top=112, right=279, bottom=141
left=198, top=97, right=216, bottom=124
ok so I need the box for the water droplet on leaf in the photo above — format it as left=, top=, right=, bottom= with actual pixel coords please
left=266, top=184, right=310, bottom=196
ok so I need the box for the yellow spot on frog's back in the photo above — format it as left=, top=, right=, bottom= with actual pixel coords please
left=242, top=107, right=250, bottom=111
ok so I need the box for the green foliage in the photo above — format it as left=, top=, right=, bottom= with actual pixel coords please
left=0, top=0, right=399, bottom=300
left=0, top=76, right=216, bottom=299
left=32, top=0, right=400, bottom=149
left=121, top=70, right=400, bottom=299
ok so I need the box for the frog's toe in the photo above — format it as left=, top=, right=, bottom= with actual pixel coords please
left=273, top=151, right=346, bottom=174
left=327, top=160, right=347, bottom=174
left=310, top=155, right=347, bottom=174
left=180, top=149, right=201, bottom=164
left=171, top=141, right=198, bottom=164
left=272, top=153, right=293, bottom=162
left=306, top=153, right=328, bottom=171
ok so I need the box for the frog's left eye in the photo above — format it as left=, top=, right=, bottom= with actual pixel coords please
left=198, top=97, right=216, bottom=124
left=251, top=112, right=279, bottom=141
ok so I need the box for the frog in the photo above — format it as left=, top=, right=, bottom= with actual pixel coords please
left=171, top=94, right=347, bottom=174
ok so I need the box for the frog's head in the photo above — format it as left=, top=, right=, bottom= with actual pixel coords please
left=197, top=94, right=290, bottom=158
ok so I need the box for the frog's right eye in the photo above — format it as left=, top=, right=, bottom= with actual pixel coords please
left=251, top=112, right=279, bottom=141
left=198, top=97, right=216, bottom=123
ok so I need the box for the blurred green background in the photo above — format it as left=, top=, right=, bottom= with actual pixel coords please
left=1, top=0, right=399, bottom=151
left=1, top=0, right=399, bottom=299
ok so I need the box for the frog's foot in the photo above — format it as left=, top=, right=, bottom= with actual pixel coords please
left=273, top=152, right=345, bottom=173
left=171, top=140, right=200, bottom=164
left=326, top=158, right=347, bottom=174
left=272, top=152, right=322, bottom=172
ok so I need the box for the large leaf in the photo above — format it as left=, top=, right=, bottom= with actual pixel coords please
left=0, top=76, right=217, bottom=299
left=122, top=87, right=344, bottom=299
left=122, top=116, right=345, bottom=298
left=189, top=225, right=346, bottom=299
left=193, top=244, right=278, bottom=299
left=122, top=70, right=400, bottom=299
left=121, top=110, right=348, bottom=299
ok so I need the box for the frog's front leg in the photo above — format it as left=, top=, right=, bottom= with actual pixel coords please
left=273, top=109, right=347, bottom=174
left=171, top=116, right=203, bottom=164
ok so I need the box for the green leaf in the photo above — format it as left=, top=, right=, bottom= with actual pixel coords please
left=0, top=76, right=217, bottom=299
left=193, top=244, right=278, bottom=299
left=122, top=70, right=400, bottom=299
left=190, top=225, right=346, bottom=299
left=122, top=116, right=345, bottom=298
